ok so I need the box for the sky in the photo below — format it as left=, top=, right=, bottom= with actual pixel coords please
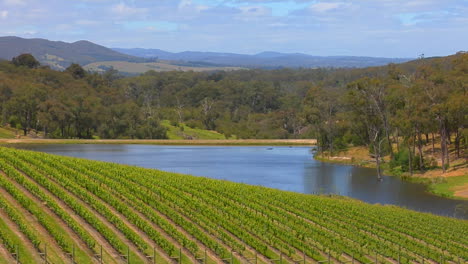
left=0, top=0, right=467, bottom=57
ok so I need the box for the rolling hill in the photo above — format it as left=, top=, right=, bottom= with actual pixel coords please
left=0, top=36, right=145, bottom=70
left=0, top=36, right=413, bottom=72
left=113, top=48, right=413, bottom=69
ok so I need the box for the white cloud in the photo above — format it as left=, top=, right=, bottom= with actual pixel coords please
left=0, top=10, right=8, bottom=19
left=111, top=2, right=147, bottom=16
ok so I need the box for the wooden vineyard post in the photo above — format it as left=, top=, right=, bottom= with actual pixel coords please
left=342, top=252, right=355, bottom=264
left=15, top=245, right=20, bottom=264
left=66, top=244, right=76, bottom=264
left=170, top=247, right=181, bottom=263
left=221, top=250, right=235, bottom=264
left=146, top=247, right=156, bottom=264
left=11, top=244, right=19, bottom=264
left=120, top=245, right=130, bottom=264
left=94, top=244, right=103, bottom=264
left=246, top=253, right=257, bottom=264
left=39, top=243, right=48, bottom=264
left=195, top=247, right=207, bottom=263
left=317, top=249, right=331, bottom=264
left=398, top=245, right=400, bottom=264
left=270, top=252, right=283, bottom=264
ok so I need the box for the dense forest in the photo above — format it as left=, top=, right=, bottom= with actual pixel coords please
left=0, top=53, right=466, bottom=176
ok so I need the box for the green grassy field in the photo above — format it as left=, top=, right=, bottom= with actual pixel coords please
left=0, top=147, right=466, bottom=263
left=161, top=120, right=228, bottom=140
left=426, top=175, right=468, bottom=199
left=0, top=127, right=15, bottom=139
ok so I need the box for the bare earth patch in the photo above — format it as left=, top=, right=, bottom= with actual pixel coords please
left=416, top=167, right=467, bottom=178
left=453, top=184, right=468, bottom=199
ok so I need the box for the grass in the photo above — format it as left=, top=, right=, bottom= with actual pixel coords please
left=161, top=120, right=228, bottom=140
left=0, top=216, right=36, bottom=264
left=0, top=146, right=466, bottom=263
left=427, top=175, right=468, bottom=199
left=1, top=124, right=316, bottom=146
left=0, top=127, right=15, bottom=139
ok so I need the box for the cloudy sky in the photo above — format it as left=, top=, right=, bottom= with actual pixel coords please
left=0, top=0, right=467, bottom=57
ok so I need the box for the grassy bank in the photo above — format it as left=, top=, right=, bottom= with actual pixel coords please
left=316, top=146, right=468, bottom=200
left=0, top=146, right=466, bottom=264
left=0, top=127, right=15, bottom=139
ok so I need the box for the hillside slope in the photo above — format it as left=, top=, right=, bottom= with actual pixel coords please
left=83, top=61, right=242, bottom=74
left=0, top=36, right=144, bottom=69
left=0, top=147, right=466, bottom=263
left=114, top=48, right=412, bottom=68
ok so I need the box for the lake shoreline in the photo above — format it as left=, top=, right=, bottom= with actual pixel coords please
left=0, top=138, right=317, bottom=146
left=314, top=152, right=468, bottom=201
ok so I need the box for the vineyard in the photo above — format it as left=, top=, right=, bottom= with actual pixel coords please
left=0, top=147, right=466, bottom=264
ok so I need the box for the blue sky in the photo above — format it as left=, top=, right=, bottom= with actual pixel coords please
left=0, top=0, right=467, bottom=57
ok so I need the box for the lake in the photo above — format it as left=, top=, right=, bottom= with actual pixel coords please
left=17, top=144, right=468, bottom=219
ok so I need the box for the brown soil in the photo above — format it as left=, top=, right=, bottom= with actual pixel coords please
left=136, top=198, right=233, bottom=264
left=0, top=176, right=68, bottom=264
left=161, top=189, right=272, bottom=264
left=454, top=183, right=468, bottom=198
left=35, top=171, right=148, bottom=264
left=83, top=189, right=175, bottom=264
left=416, top=167, right=468, bottom=178
left=170, top=189, right=299, bottom=264
left=0, top=243, right=15, bottom=264
left=12, top=168, right=120, bottom=264
left=0, top=208, right=43, bottom=263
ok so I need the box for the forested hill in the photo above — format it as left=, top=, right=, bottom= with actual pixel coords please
left=113, top=47, right=412, bottom=68
left=0, top=36, right=145, bottom=70
left=0, top=53, right=466, bottom=150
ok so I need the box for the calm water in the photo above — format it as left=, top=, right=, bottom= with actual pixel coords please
left=17, top=144, right=468, bottom=219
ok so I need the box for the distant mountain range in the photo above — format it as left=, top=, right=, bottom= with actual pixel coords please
left=113, top=48, right=412, bottom=68
left=0, top=36, right=145, bottom=70
left=0, top=36, right=413, bottom=71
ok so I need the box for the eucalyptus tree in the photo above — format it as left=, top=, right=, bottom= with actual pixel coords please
left=346, top=78, right=390, bottom=180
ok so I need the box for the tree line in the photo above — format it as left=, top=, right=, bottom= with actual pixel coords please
left=0, top=53, right=466, bottom=175
left=304, top=53, right=467, bottom=178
